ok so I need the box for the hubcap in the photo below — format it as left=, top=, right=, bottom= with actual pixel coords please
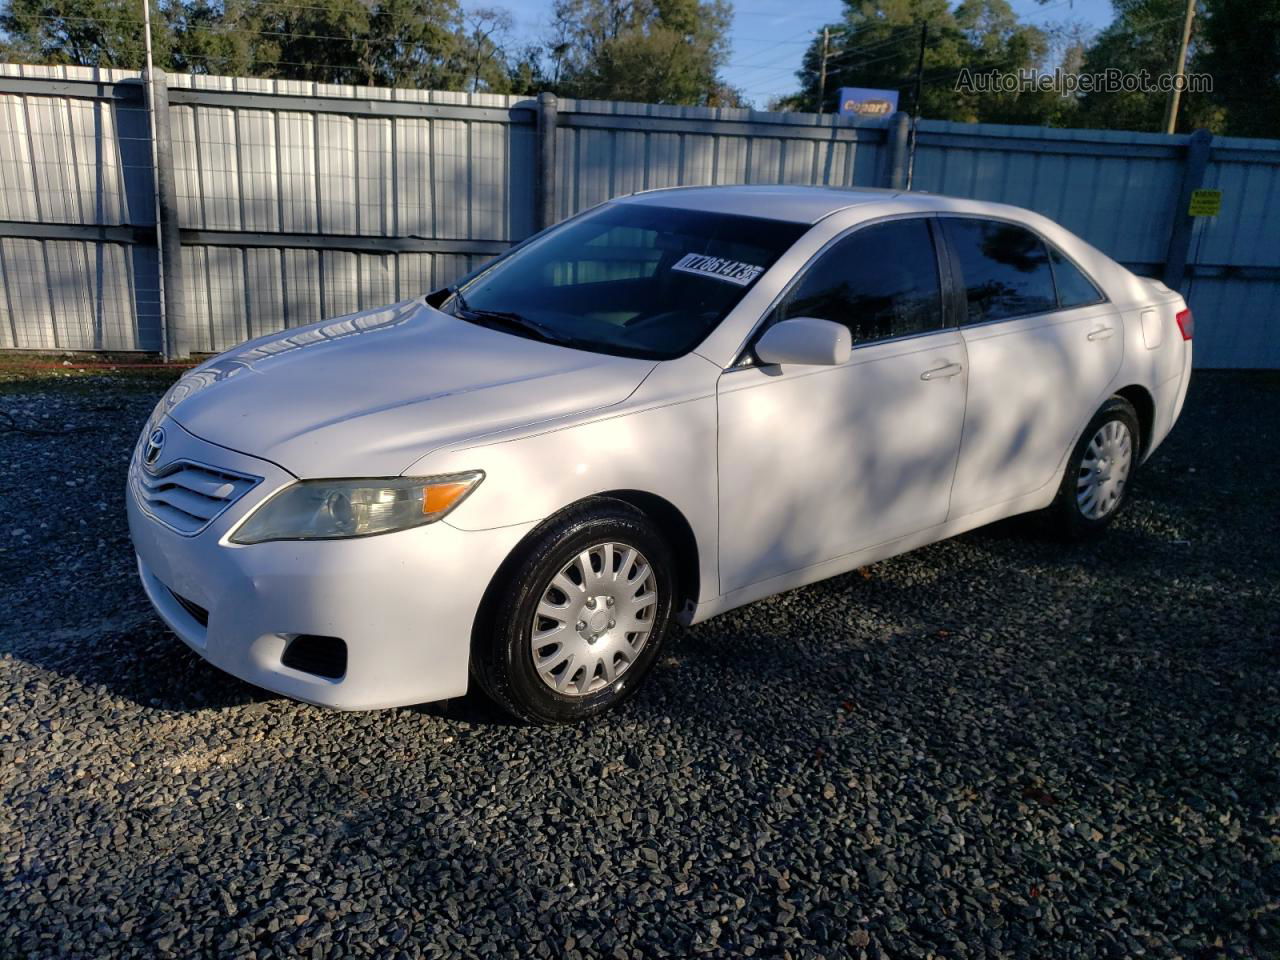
left=530, top=541, right=659, bottom=697
left=1076, top=419, right=1133, bottom=520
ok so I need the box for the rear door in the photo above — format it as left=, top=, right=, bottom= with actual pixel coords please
left=717, top=217, right=968, bottom=593
left=941, top=217, right=1124, bottom=518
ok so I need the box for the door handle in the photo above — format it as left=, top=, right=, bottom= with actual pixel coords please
left=920, top=362, right=964, bottom=381
left=1087, top=325, right=1114, bottom=341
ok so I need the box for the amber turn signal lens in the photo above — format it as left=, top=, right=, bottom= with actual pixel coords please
left=423, top=480, right=476, bottom=515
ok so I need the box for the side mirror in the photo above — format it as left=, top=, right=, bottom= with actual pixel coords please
left=754, top=317, right=851, bottom=367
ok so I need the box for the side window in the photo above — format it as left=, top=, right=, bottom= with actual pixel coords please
left=1048, top=245, right=1105, bottom=308
left=772, top=219, right=943, bottom=345
left=943, top=218, right=1056, bottom=324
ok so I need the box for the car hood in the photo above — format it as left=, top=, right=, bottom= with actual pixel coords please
left=163, top=299, right=657, bottom=477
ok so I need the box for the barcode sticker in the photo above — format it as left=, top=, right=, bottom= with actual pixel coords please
left=671, top=253, right=765, bottom=287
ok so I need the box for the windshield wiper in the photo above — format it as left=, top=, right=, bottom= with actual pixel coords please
left=453, top=291, right=576, bottom=347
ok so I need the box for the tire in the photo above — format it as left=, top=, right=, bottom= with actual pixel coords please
left=1049, top=396, right=1140, bottom=540
left=471, top=498, right=676, bottom=724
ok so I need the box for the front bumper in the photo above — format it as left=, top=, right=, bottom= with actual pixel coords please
left=127, top=419, right=533, bottom=709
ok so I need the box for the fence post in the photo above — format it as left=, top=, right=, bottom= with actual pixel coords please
left=147, top=71, right=188, bottom=359
left=1163, top=127, right=1213, bottom=291
left=884, top=111, right=911, bottom=189
left=536, top=92, right=558, bottom=231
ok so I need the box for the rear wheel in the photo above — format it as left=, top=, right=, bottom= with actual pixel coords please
left=471, top=499, right=675, bottom=724
left=1049, top=396, right=1140, bottom=539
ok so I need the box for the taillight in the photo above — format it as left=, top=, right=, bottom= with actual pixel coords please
left=1175, top=308, right=1194, bottom=340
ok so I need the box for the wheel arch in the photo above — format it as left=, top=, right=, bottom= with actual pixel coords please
left=1113, top=384, right=1155, bottom=458
left=467, top=490, right=702, bottom=702
left=471, top=491, right=702, bottom=662
left=593, top=489, right=701, bottom=613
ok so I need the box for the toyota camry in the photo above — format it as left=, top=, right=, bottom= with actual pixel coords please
left=128, top=185, right=1193, bottom=722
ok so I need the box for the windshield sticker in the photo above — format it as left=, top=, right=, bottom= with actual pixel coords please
left=671, top=253, right=765, bottom=287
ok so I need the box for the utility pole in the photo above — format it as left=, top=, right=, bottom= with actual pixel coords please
left=140, top=0, right=171, bottom=360
left=817, top=27, right=830, bottom=114
left=906, top=22, right=927, bottom=190
left=1162, top=0, right=1197, bottom=134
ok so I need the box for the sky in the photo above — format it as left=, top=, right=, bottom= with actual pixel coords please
left=493, top=0, right=1117, bottom=108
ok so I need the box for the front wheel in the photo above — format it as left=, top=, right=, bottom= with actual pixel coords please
left=1049, top=396, right=1140, bottom=540
left=471, top=499, right=676, bottom=724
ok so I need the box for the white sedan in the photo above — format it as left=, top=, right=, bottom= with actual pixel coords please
left=128, top=185, right=1192, bottom=722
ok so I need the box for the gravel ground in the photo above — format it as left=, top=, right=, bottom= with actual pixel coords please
left=1, top=365, right=1277, bottom=960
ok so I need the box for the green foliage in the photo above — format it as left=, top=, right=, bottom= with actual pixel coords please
left=953, top=0, right=1063, bottom=124
left=0, top=0, right=739, bottom=103
left=1074, top=0, right=1206, bottom=132
left=1198, top=0, right=1280, bottom=137
left=545, top=0, right=735, bottom=105
left=0, top=0, right=169, bottom=68
left=167, top=0, right=467, bottom=86
left=786, top=0, right=1280, bottom=136
left=0, top=0, right=474, bottom=88
left=1067, top=0, right=1277, bottom=136
left=794, top=0, right=1059, bottom=124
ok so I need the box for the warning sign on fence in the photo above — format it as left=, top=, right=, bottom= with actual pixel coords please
left=1188, top=189, right=1222, bottom=217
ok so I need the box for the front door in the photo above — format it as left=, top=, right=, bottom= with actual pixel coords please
left=717, top=217, right=967, bottom=595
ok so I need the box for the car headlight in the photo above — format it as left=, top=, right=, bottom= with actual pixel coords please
left=230, top=472, right=483, bottom=544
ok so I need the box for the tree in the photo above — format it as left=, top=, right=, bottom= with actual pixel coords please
left=794, top=0, right=958, bottom=117
left=1075, top=0, right=1217, bottom=133
left=792, top=0, right=1056, bottom=124
left=363, top=0, right=466, bottom=88
left=197, top=0, right=466, bottom=87
left=1198, top=0, right=1280, bottom=137
left=953, top=0, right=1061, bottom=124
left=506, top=42, right=550, bottom=95
left=0, top=0, right=169, bottom=68
left=456, top=7, right=515, bottom=93
left=545, top=0, right=735, bottom=105
left=0, top=0, right=475, bottom=89
left=167, top=0, right=253, bottom=76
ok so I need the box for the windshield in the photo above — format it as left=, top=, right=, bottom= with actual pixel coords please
left=447, top=203, right=807, bottom=360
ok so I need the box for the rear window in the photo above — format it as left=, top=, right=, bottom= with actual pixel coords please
left=452, top=204, right=807, bottom=360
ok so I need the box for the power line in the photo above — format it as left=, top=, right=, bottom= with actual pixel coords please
left=23, top=10, right=828, bottom=76
left=731, top=22, right=926, bottom=94
left=804, top=24, right=928, bottom=74
left=24, top=13, right=382, bottom=45
left=1017, top=0, right=1081, bottom=23
left=737, top=5, right=1189, bottom=106
left=824, top=36, right=926, bottom=71
left=734, top=39, right=924, bottom=103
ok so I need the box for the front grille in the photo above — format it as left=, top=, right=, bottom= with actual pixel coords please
left=132, top=459, right=260, bottom=535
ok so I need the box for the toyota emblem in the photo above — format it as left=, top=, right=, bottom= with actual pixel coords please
left=143, top=427, right=166, bottom=468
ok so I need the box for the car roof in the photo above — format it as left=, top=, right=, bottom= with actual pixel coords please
left=616, top=184, right=922, bottom=224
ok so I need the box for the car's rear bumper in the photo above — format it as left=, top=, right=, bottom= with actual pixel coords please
left=127, top=420, right=533, bottom=710
left=1146, top=340, right=1192, bottom=461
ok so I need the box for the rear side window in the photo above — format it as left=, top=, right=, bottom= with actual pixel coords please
left=772, top=218, right=943, bottom=345
left=943, top=218, right=1056, bottom=324
left=1049, top=245, right=1105, bottom=308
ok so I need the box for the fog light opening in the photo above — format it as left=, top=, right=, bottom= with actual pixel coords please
left=280, top=635, right=347, bottom=680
